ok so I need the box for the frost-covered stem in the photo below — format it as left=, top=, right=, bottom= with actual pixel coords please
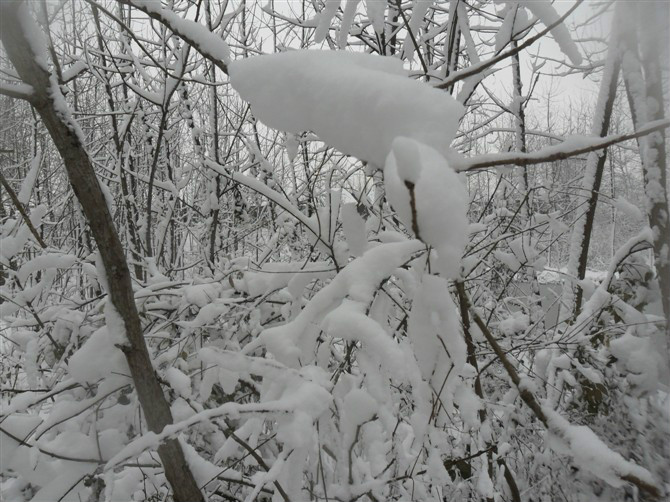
left=621, top=2, right=670, bottom=341
left=455, top=282, right=484, bottom=417
left=0, top=4, right=204, bottom=501
left=118, top=0, right=229, bottom=74
left=395, top=0, right=428, bottom=75
left=0, top=170, right=48, bottom=249
left=436, top=0, right=583, bottom=90
left=91, top=5, right=144, bottom=280
left=459, top=285, right=660, bottom=498
left=206, top=0, right=222, bottom=269
left=457, top=280, right=521, bottom=500
left=459, top=120, right=669, bottom=172
left=512, top=44, right=544, bottom=331
left=442, top=0, right=460, bottom=90
left=387, top=2, right=399, bottom=56
left=145, top=110, right=168, bottom=258
left=563, top=13, right=621, bottom=317
left=463, top=291, right=547, bottom=424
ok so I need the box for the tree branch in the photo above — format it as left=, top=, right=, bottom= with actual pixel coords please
left=455, top=119, right=670, bottom=172
left=435, top=0, right=584, bottom=90
left=0, top=81, right=33, bottom=99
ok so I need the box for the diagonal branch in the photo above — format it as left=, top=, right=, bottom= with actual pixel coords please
left=0, top=3, right=203, bottom=501
left=458, top=285, right=661, bottom=499
left=0, top=81, right=33, bottom=99
left=436, top=0, right=583, bottom=90
left=455, top=119, right=670, bottom=172
left=0, top=170, right=48, bottom=249
left=117, top=0, right=230, bottom=74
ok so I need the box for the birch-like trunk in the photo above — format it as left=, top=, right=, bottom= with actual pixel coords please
left=620, top=2, right=670, bottom=341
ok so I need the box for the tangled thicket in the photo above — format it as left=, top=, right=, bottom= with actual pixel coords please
left=1, top=1, right=668, bottom=501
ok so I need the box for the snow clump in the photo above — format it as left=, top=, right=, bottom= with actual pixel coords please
left=384, top=137, right=469, bottom=278
left=229, top=50, right=464, bottom=167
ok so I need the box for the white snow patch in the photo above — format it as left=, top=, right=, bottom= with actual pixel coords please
left=384, top=138, right=469, bottom=278
left=229, top=50, right=463, bottom=167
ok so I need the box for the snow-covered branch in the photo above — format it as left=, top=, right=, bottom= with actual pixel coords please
left=455, top=119, right=670, bottom=172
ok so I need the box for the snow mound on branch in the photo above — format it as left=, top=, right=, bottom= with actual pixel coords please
left=402, top=1, right=434, bottom=60
left=384, top=137, right=469, bottom=278
left=229, top=50, right=464, bottom=166
left=516, top=0, right=582, bottom=66
left=67, top=321, right=129, bottom=385
left=544, top=407, right=657, bottom=490
left=408, top=274, right=466, bottom=408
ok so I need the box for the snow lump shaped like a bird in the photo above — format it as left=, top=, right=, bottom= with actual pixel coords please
left=384, top=137, right=469, bottom=279
left=229, top=50, right=464, bottom=167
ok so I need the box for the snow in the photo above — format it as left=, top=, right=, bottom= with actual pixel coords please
left=67, top=323, right=130, bottom=385
left=130, top=0, right=231, bottom=66
left=16, top=253, right=77, bottom=284
left=323, top=299, right=411, bottom=381
left=544, top=407, right=657, bottom=489
left=315, top=0, right=340, bottom=43
left=342, top=388, right=378, bottom=429
left=454, top=381, right=482, bottom=428
left=2, top=3, right=665, bottom=500
left=520, top=0, right=582, bottom=66
left=165, top=367, right=192, bottom=398
left=494, top=250, right=521, bottom=271
left=498, top=312, right=529, bottom=336
left=341, top=202, right=368, bottom=257
left=61, top=60, right=88, bottom=82
left=17, top=154, right=41, bottom=204
left=17, top=2, right=49, bottom=70
left=613, top=197, right=643, bottom=221
left=229, top=50, right=464, bottom=167
left=181, top=440, right=221, bottom=487
left=0, top=414, right=42, bottom=467
left=105, top=374, right=332, bottom=471
left=391, top=136, right=423, bottom=183
left=243, top=239, right=424, bottom=366
left=237, top=261, right=334, bottom=298
left=183, top=282, right=220, bottom=308
left=1, top=205, right=47, bottom=260
left=402, top=1, right=434, bottom=60
left=366, top=0, right=385, bottom=33
left=338, top=0, right=361, bottom=49
left=495, top=5, right=530, bottom=52
left=180, top=300, right=229, bottom=327
left=476, top=457, right=494, bottom=498
left=384, top=137, right=469, bottom=278
left=408, top=274, right=466, bottom=397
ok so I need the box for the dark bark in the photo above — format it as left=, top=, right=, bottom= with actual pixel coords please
left=572, top=44, right=621, bottom=314
left=91, top=5, right=144, bottom=279
left=0, top=4, right=204, bottom=501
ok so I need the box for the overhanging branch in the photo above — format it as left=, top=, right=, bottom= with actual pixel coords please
left=455, top=119, right=670, bottom=172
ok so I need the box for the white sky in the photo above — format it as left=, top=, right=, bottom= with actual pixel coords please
left=268, top=0, right=612, bottom=133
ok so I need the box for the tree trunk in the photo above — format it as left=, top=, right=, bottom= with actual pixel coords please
left=620, top=2, right=670, bottom=342
left=0, top=3, right=204, bottom=501
left=563, top=7, right=621, bottom=318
